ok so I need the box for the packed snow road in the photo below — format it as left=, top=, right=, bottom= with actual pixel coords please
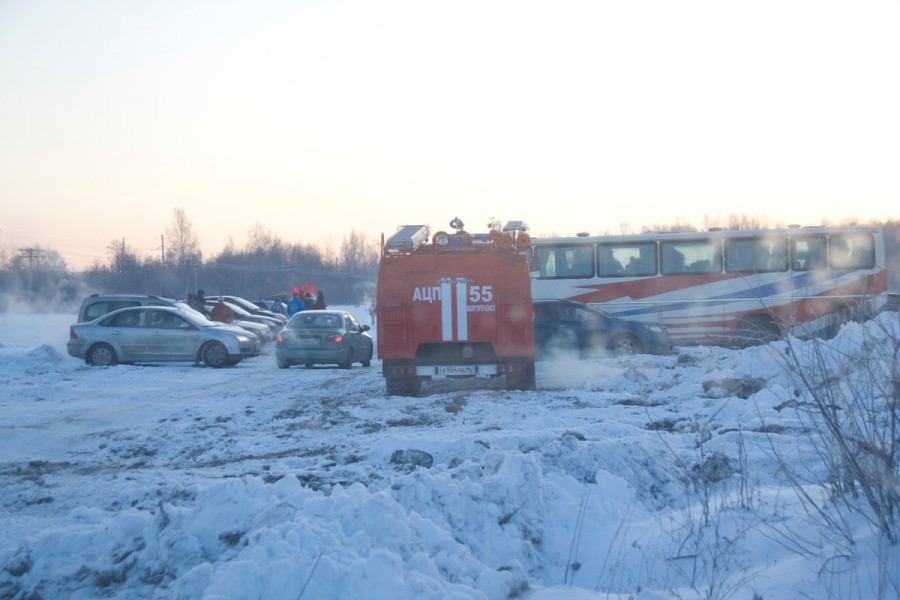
left=2, top=311, right=898, bottom=599
left=4, top=318, right=694, bottom=522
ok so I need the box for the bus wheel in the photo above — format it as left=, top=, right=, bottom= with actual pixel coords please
left=735, top=316, right=780, bottom=347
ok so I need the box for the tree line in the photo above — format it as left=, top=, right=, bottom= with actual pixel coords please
left=1, top=210, right=898, bottom=313
left=0, top=209, right=380, bottom=312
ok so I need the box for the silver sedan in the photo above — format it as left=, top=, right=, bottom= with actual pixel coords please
left=67, top=306, right=260, bottom=368
left=276, top=310, right=373, bottom=369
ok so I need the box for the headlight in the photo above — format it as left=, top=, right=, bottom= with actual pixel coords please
left=236, top=335, right=251, bottom=343
left=645, top=325, right=664, bottom=333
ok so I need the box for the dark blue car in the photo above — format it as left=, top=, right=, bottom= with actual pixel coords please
left=533, top=299, right=673, bottom=357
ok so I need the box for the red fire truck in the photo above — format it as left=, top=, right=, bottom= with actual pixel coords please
left=377, top=218, right=536, bottom=396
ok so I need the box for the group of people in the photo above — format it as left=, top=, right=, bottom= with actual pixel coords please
left=187, top=289, right=236, bottom=323
left=187, top=287, right=328, bottom=322
left=287, top=290, right=327, bottom=316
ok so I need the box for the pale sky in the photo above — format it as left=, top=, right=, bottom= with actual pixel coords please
left=1, top=0, right=899, bottom=269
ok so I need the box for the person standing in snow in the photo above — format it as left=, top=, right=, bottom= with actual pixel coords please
left=313, top=290, right=327, bottom=309
left=210, top=299, right=234, bottom=323
left=287, top=292, right=304, bottom=316
left=188, top=289, right=206, bottom=313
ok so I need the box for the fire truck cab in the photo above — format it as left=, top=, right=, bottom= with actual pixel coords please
left=377, top=218, right=536, bottom=396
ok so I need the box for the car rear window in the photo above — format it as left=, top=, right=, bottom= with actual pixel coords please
left=291, top=313, right=341, bottom=328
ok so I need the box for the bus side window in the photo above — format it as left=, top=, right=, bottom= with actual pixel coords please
left=829, top=233, right=875, bottom=270
left=564, top=246, right=594, bottom=278
left=766, top=240, right=789, bottom=271
left=600, top=243, right=657, bottom=276
left=791, top=236, right=827, bottom=271
left=598, top=247, right=624, bottom=276
left=535, top=248, right=558, bottom=277
left=661, top=244, right=686, bottom=274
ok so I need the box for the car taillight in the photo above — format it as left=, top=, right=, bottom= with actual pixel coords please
left=69, top=327, right=77, bottom=339
left=325, top=334, right=343, bottom=343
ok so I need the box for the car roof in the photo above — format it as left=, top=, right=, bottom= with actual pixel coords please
left=105, top=305, right=182, bottom=314
left=85, top=293, right=175, bottom=301
left=533, top=298, right=587, bottom=307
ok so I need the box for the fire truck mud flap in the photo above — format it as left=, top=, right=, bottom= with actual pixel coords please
left=385, top=376, right=423, bottom=397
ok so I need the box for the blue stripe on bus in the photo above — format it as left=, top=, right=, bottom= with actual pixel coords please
left=606, top=275, right=810, bottom=319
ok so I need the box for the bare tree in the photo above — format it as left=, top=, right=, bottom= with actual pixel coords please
left=246, top=222, right=275, bottom=254
left=165, top=208, right=200, bottom=266
left=338, top=229, right=378, bottom=274
left=106, top=239, right=138, bottom=274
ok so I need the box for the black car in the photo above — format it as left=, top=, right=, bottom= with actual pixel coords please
left=533, top=299, right=672, bottom=357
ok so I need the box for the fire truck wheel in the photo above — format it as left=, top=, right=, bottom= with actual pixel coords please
left=506, top=362, right=536, bottom=391
left=339, top=349, right=353, bottom=369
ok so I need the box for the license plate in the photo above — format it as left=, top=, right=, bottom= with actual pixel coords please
left=298, top=337, right=318, bottom=345
left=438, top=365, right=477, bottom=376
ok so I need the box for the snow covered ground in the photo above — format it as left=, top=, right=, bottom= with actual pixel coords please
left=1, top=307, right=898, bottom=599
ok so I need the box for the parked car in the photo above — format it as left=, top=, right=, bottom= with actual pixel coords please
left=206, top=295, right=287, bottom=324
left=76, top=293, right=267, bottom=344
left=77, top=293, right=181, bottom=322
left=254, top=299, right=286, bottom=315
left=276, top=310, right=373, bottom=369
left=190, top=303, right=272, bottom=343
left=68, top=306, right=261, bottom=368
left=204, top=300, right=283, bottom=335
left=533, top=299, right=672, bottom=357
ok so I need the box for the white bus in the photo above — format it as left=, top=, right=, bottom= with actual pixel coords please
left=529, top=225, right=888, bottom=345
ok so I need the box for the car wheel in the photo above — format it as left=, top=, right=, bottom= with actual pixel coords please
left=339, top=348, right=353, bottom=369
left=277, top=360, right=290, bottom=369
left=362, top=346, right=373, bottom=367
left=611, top=335, right=642, bottom=356
left=88, top=343, right=118, bottom=367
left=202, top=341, right=230, bottom=368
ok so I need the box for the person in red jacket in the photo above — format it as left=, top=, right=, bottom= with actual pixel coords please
left=210, top=299, right=235, bottom=323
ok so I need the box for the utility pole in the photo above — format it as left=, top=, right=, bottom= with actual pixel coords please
left=160, top=234, right=165, bottom=265
left=18, top=247, right=43, bottom=297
